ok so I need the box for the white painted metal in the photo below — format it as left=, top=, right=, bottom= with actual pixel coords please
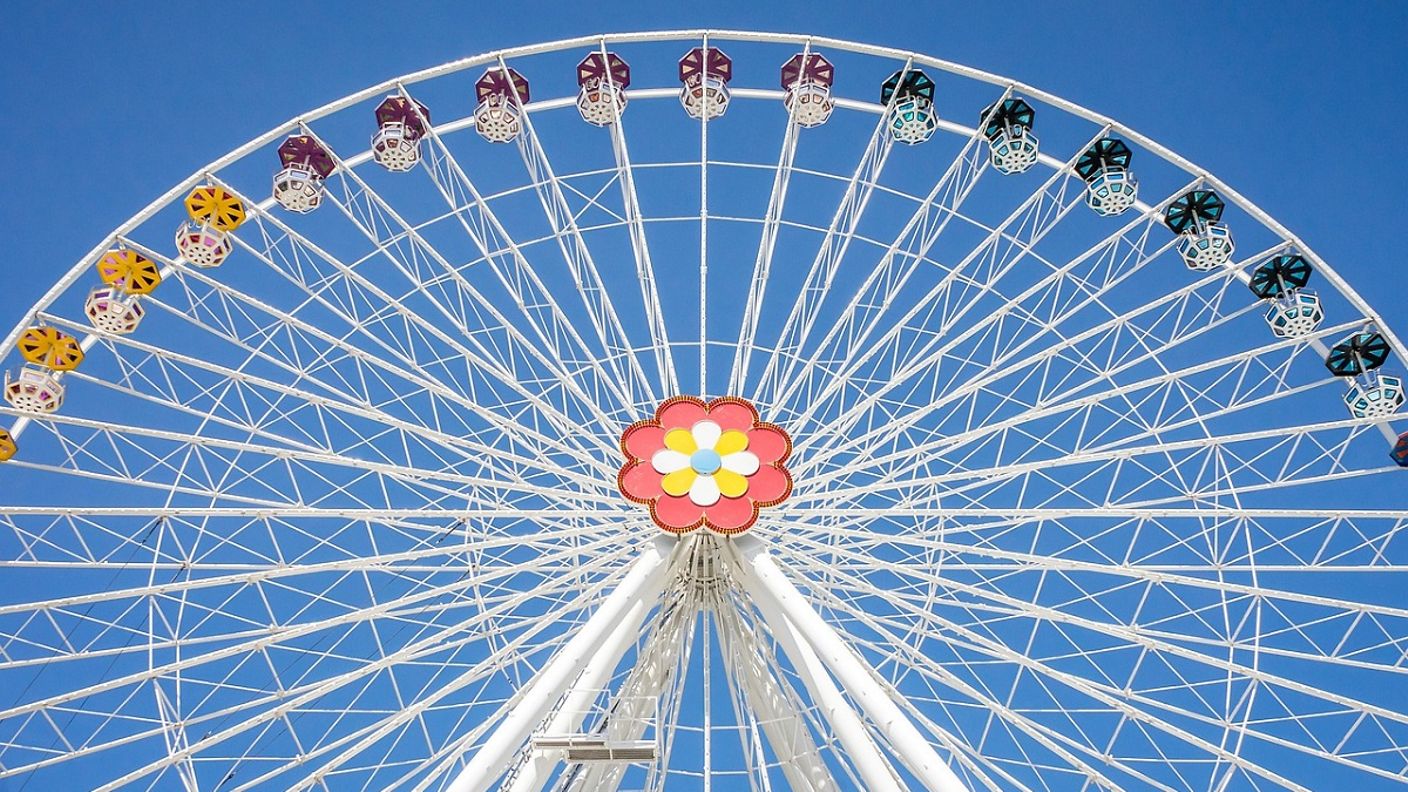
left=761, top=588, right=902, bottom=791
left=447, top=536, right=674, bottom=792
left=0, top=29, right=1405, bottom=792
left=714, top=593, right=841, bottom=792
left=565, top=588, right=695, bottom=792
left=506, top=594, right=653, bottom=791
left=730, top=534, right=970, bottom=792
left=749, top=66, right=902, bottom=406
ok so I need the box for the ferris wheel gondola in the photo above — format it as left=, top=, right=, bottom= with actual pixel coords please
left=0, top=30, right=1404, bottom=792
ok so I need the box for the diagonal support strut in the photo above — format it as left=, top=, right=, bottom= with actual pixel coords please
left=729, top=534, right=971, bottom=792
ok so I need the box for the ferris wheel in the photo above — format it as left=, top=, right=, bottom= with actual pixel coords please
left=2, top=29, right=1408, bottom=791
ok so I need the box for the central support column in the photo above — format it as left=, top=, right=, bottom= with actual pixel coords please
left=730, top=534, right=971, bottom=792
left=447, top=535, right=675, bottom=792
left=769, top=602, right=904, bottom=791
left=564, top=590, right=694, bottom=792
left=504, top=593, right=654, bottom=792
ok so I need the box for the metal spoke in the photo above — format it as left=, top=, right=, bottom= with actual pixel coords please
left=1, top=30, right=1403, bottom=792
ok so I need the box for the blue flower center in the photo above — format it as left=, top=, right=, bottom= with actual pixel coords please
left=689, top=448, right=722, bottom=475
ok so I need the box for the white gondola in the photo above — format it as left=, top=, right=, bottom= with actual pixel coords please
left=680, top=73, right=729, bottom=120
left=785, top=79, right=833, bottom=128
left=272, top=163, right=324, bottom=213
left=577, top=78, right=626, bottom=126
left=372, top=122, right=422, bottom=171
left=4, top=366, right=64, bottom=414
left=175, top=221, right=232, bottom=268
left=679, top=47, right=732, bottom=121
left=887, top=94, right=937, bottom=145
left=1085, top=166, right=1139, bottom=216
left=84, top=287, right=145, bottom=335
left=1177, top=222, right=1236, bottom=270
left=475, top=93, right=522, bottom=143
left=1345, top=373, right=1405, bottom=419
left=1264, top=290, right=1324, bottom=338
left=988, top=124, right=1040, bottom=174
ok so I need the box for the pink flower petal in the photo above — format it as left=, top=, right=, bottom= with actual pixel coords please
left=619, top=462, right=664, bottom=502
left=746, top=425, right=791, bottom=465
left=653, top=494, right=706, bottom=532
left=704, top=496, right=757, bottom=534
left=746, top=465, right=792, bottom=505
left=621, top=397, right=792, bottom=537
left=708, top=399, right=757, bottom=432
left=622, top=424, right=665, bottom=460
left=658, top=398, right=709, bottom=432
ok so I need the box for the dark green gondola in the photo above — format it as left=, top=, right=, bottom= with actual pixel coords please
left=1249, top=254, right=1313, bottom=299
left=1324, top=331, right=1391, bottom=377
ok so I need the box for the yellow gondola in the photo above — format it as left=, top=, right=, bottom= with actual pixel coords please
left=184, top=186, right=246, bottom=231
left=0, top=428, right=15, bottom=461
left=17, top=327, right=84, bottom=371
left=95, top=249, right=162, bottom=294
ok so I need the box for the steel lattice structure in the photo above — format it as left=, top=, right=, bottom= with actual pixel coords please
left=0, top=30, right=1406, bottom=792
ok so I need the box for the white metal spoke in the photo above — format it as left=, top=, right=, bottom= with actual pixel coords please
left=366, top=110, right=640, bottom=424
left=728, top=101, right=802, bottom=397
left=2, top=30, right=1404, bottom=792
left=783, top=135, right=1156, bottom=453
left=767, top=107, right=996, bottom=414
left=34, top=312, right=594, bottom=496
left=1, top=534, right=636, bottom=783
left=596, top=38, right=678, bottom=395
left=748, top=64, right=905, bottom=406
left=509, top=80, right=659, bottom=408
left=794, top=566, right=1279, bottom=790
left=698, top=33, right=712, bottom=397
left=213, top=177, right=624, bottom=464
left=787, top=251, right=1262, bottom=482
left=809, top=562, right=1387, bottom=788
left=798, top=316, right=1369, bottom=510
left=131, top=232, right=614, bottom=478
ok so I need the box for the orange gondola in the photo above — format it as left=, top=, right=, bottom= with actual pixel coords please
left=16, top=327, right=84, bottom=371
left=184, top=185, right=246, bottom=231
left=95, top=249, right=162, bottom=294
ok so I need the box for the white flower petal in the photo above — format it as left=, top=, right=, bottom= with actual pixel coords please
left=688, top=473, right=721, bottom=506
left=721, top=451, right=759, bottom=476
left=651, top=449, right=691, bottom=474
left=692, top=420, right=722, bottom=451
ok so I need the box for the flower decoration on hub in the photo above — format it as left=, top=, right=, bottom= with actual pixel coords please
left=618, top=396, right=792, bottom=534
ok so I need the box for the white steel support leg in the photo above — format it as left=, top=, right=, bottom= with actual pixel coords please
left=776, top=607, right=903, bottom=792
left=730, top=535, right=971, bottom=792
left=566, top=593, right=693, bottom=792
left=506, top=594, right=655, bottom=792
left=717, top=599, right=840, bottom=792
left=743, top=567, right=903, bottom=792
left=447, top=536, right=676, bottom=792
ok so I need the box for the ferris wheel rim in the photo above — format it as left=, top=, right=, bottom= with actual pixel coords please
left=4, top=28, right=1402, bottom=376
left=1, top=28, right=1405, bottom=791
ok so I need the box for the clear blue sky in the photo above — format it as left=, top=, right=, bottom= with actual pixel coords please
left=0, top=3, right=1406, bottom=790
left=2, top=1, right=1406, bottom=328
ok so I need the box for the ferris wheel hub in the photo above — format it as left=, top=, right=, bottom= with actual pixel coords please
left=3, top=31, right=1406, bottom=790
left=618, top=396, right=792, bottom=535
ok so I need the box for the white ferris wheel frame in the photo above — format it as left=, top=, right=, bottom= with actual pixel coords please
left=0, top=28, right=1405, bottom=792
left=4, top=29, right=1403, bottom=390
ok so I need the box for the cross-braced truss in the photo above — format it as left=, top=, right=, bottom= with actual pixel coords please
left=0, top=30, right=1405, bottom=792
